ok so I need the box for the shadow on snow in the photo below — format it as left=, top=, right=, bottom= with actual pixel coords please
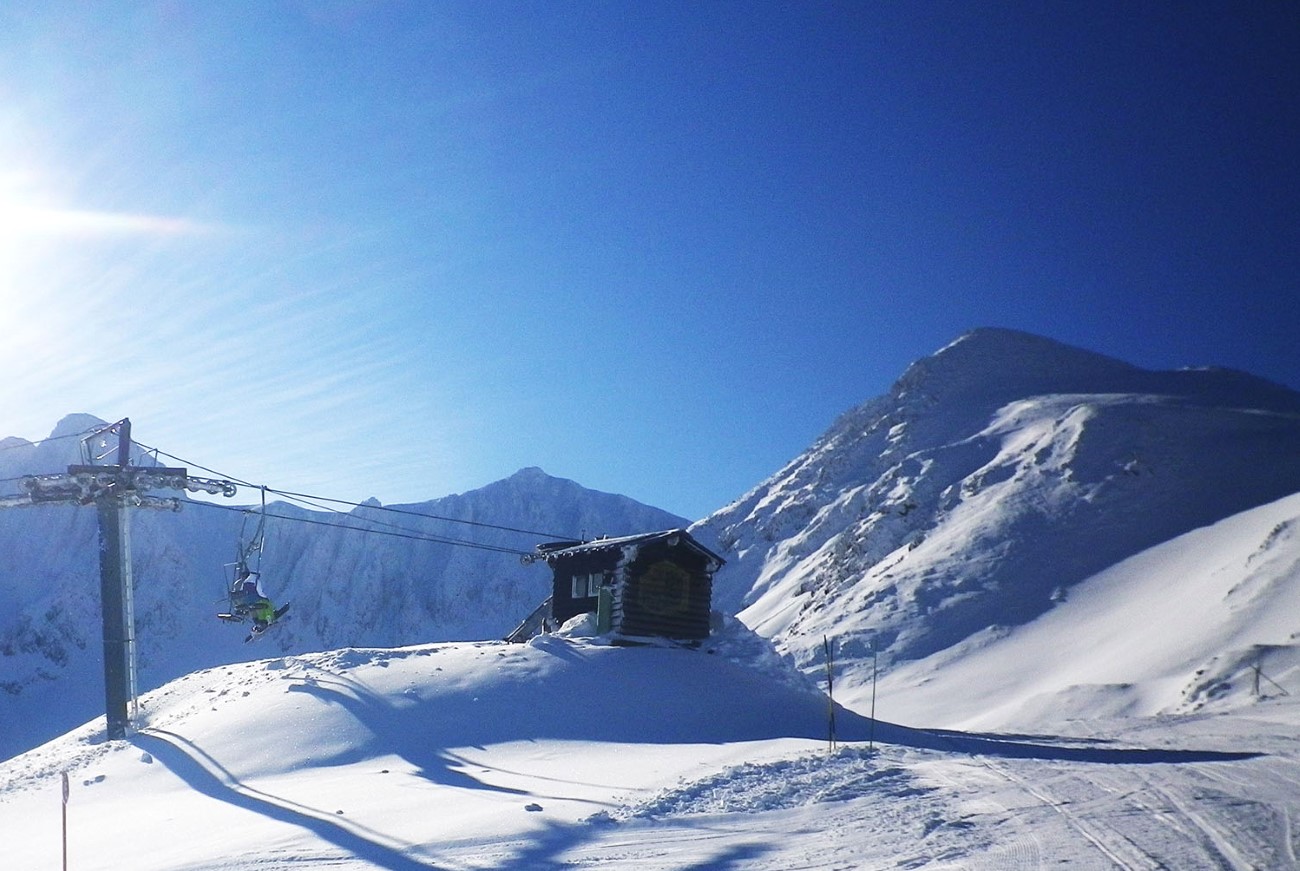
left=136, top=729, right=438, bottom=871
left=132, top=640, right=1261, bottom=869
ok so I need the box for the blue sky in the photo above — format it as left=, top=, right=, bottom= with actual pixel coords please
left=1, top=2, right=1296, bottom=520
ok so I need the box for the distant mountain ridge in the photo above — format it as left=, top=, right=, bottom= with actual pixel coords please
left=0, top=430, right=686, bottom=760
left=692, top=328, right=1300, bottom=719
left=8, top=328, right=1300, bottom=756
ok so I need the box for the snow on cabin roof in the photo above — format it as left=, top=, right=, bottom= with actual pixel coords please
left=535, top=528, right=725, bottom=567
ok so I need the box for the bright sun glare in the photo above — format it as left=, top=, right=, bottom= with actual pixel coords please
left=0, top=164, right=211, bottom=242
left=0, top=168, right=62, bottom=251
left=0, top=165, right=85, bottom=354
left=0, top=169, right=52, bottom=299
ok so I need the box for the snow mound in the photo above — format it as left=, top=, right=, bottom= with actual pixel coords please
left=3, top=633, right=868, bottom=803
left=3, top=622, right=1294, bottom=870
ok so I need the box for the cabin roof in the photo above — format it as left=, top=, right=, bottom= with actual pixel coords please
left=535, top=528, right=725, bottom=567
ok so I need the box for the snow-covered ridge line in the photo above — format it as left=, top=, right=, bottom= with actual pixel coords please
left=693, top=328, right=1300, bottom=728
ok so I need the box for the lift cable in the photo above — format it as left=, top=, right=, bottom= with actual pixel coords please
left=133, top=444, right=579, bottom=553
left=0, top=474, right=41, bottom=486
left=5, top=436, right=578, bottom=556
left=185, top=498, right=534, bottom=556
left=265, top=486, right=577, bottom=541
left=6, top=461, right=538, bottom=557
left=0, top=429, right=90, bottom=456
left=227, top=486, right=530, bottom=557
left=133, top=444, right=579, bottom=546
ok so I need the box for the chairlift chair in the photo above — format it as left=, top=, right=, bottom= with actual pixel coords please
left=218, top=488, right=269, bottom=623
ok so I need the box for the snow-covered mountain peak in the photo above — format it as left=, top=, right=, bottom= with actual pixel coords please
left=815, top=329, right=1299, bottom=467
left=1, top=414, right=110, bottom=487
left=49, top=412, right=109, bottom=440
left=695, top=329, right=1300, bottom=724
left=892, top=327, right=1143, bottom=408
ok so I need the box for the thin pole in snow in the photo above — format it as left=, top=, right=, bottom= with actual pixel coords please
left=868, top=639, right=878, bottom=752
left=1253, top=661, right=1290, bottom=698
left=62, top=770, right=69, bottom=871
left=823, top=635, right=837, bottom=753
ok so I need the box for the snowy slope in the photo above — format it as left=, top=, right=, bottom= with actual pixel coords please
left=873, top=489, right=1300, bottom=730
left=0, top=419, right=686, bottom=761
left=1, top=615, right=1296, bottom=870
left=694, top=328, right=1300, bottom=726
left=8, top=329, right=1300, bottom=867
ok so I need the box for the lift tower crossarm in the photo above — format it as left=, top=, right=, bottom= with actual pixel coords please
left=21, top=466, right=238, bottom=504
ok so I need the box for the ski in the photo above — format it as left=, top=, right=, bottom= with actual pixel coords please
left=243, top=602, right=291, bottom=643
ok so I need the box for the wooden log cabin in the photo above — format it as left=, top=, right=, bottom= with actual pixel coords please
left=535, top=528, right=725, bottom=641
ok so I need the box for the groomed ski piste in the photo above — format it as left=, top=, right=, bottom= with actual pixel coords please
left=3, top=593, right=1299, bottom=870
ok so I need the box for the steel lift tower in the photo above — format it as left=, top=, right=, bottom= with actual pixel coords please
left=2, top=419, right=239, bottom=740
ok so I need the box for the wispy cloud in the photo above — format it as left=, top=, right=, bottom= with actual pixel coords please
left=7, top=205, right=225, bottom=237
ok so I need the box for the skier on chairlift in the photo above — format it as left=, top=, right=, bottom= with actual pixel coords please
left=230, top=569, right=277, bottom=631
left=218, top=489, right=290, bottom=641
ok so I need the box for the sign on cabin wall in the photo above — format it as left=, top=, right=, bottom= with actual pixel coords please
left=636, top=560, right=692, bottom=617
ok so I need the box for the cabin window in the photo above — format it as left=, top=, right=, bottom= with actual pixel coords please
left=570, top=572, right=602, bottom=599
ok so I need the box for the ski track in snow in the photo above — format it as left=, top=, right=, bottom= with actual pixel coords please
left=909, top=712, right=1300, bottom=871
